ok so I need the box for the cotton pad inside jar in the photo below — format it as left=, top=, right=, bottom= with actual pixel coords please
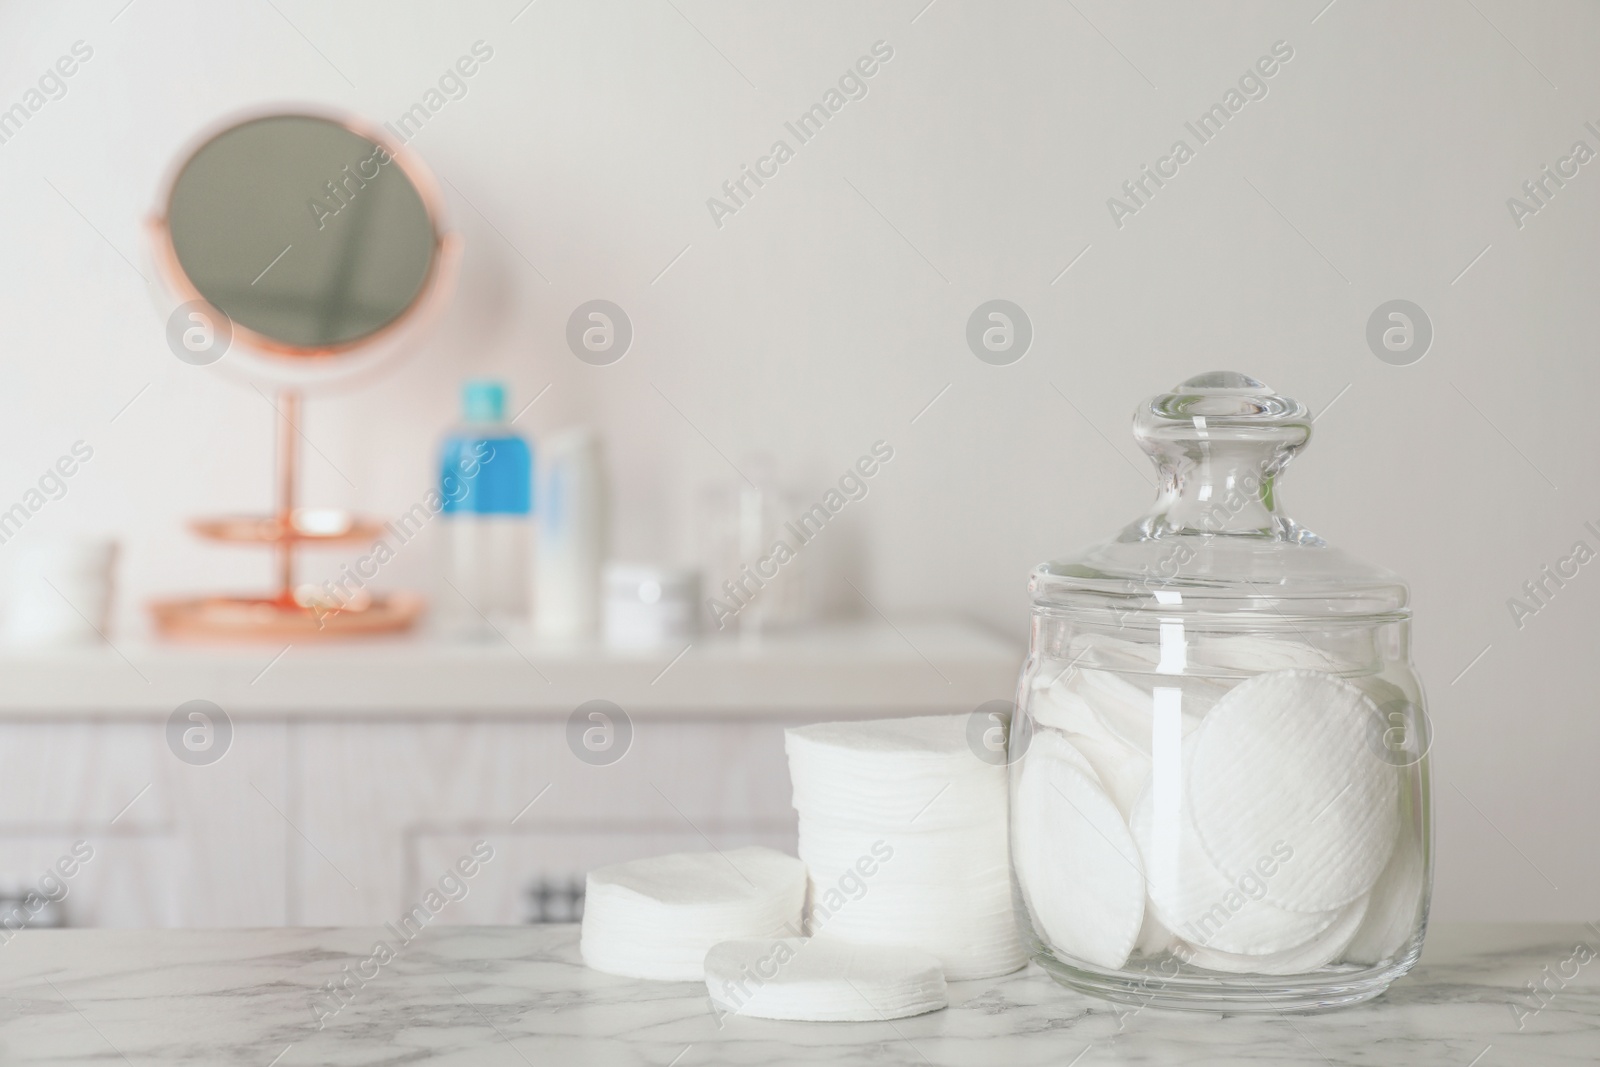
left=1012, top=730, right=1146, bottom=970
left=1188, top=670, right=1399, bottom=914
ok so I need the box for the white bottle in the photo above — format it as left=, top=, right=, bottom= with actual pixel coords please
left=534, top=429, right=607, bottom=640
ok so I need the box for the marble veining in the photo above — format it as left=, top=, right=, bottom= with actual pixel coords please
left=0, top=922, right=1595, bottom=1065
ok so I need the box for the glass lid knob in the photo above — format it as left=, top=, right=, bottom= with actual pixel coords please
left=1132, top=372, right=1317, bottom=543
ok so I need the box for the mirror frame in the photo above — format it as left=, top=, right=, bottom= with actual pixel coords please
left=147, top=106, right=460, bottom=381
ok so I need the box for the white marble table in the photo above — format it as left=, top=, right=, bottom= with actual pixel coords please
left=1, top=923, right=1595, bottom=1065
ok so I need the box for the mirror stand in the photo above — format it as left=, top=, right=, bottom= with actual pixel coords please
left=145, top=110, right=456, bottom=642
left=149, top=389, right=424, bottom=640
left=273, top=387, right=301, bottom=608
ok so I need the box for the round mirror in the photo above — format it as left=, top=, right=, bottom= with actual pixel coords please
left=166, top=114, right=437, bottom=351
left=151, top=111, right=457, bottom=379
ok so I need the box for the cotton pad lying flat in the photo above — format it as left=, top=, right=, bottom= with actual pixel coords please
left=819, top=905, right=1022, bottom=980
left=805, top=848, right=1022, bottom=981
left=816, top=884, right=1015, bottom=932
left=786, top=715, right=998, bottom=786
left=1180, top=893, right=1370, bottom=975
left=1189, top=670, right=1399, bottom=913
left=791, top=785, right=1005, bottom=832
left=788, top=714, right=981, bottom=761
left=1344, top=830, right=1425, bottom=965
left=787, top=715, right=1007, bottom=831
left=1129, top=764, right=1340, bottom=956
left=802, top=861, right=1011, bottom=903
left=581, top=847, right=806, bottom=981
left=802, top=853, right=1009, bottom=899
left=798, top=823, right=1005, bottom=885
left=824, top=891, right=1016, bottom=926
left=796, top=816, right=1012, bottom=922
left=788, top=765, right=1006, bottom=825
left=796, top=811, right=1009, bottom=855
left=1013, top=739, right=1145, bottom=970
left=705, top=938, right=947, bottom=1022
left=588, top=847, right=804, bottom=907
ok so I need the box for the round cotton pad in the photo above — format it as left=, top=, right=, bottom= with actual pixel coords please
left=1023, top=726, right=1102, bottom=783
left=1030, top=681, right=1101, bottom=736
left=1073, top=669, right=1160, bottom=753
left=581, top=846, right=807, bottom=981
left=1030, top=684, right=1148, bottom=818
left=1180, top=893, right=1370, bottom=975
left=1134, top=910, right=1175, bottom=957
left=1343, top=830, right=1425, bottom=965
left=1067, top=669, right=1209, bottom=755
left=1189, top=670, right=1400, bottom=913
left=786, top=714, right=981, bottom=765
left=587, top=846, right=804, bottom=910
left=818, top=906, right=1023, bottom=980
left=1129, top=770, right=1339, bottom=956
left=1196, top=634, right=1355, bottom=674
left=797, top=822, right=1006, bottom=886
left=786, top=714, right=1006, bottom=831
left=1057, top=727, right=1149, bottom=821
left=705, top=938, right=947, bottom=1022
left=1013, top=743, right=1145, bottom=970
left=1063, top=631, right=1160, bottom=673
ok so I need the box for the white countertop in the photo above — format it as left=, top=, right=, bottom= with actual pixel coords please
left=0, top=619, right=1021, bottom=717
left=1, top=922, right=1593, bottom=1065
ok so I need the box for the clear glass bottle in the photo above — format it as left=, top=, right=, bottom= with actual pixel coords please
left=696, top=459, right=810, bottom=643
left=1009, top=372, right=1431, bottom=1012
left=438, top=380, right=533, bottom=638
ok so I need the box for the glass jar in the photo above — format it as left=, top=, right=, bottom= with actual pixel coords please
left=1009, top=372, right=1431, bottom=1013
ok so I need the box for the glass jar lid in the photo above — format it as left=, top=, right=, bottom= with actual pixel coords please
left=1033, top=372, right=1407, bottom=623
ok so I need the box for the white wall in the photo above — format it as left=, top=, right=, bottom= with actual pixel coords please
left=0, top=0, right=1596, bottom=921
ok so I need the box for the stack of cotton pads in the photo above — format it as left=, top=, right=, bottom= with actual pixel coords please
left=785, top=715, right=1025, bottom=980
left=705, top=938, right=947, bottom=1021
left=580, top=846, right=806, bottom=980
left=1017, top=661, right=1422, bottom=975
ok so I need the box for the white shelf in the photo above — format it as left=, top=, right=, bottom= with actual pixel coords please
left=0, top=619, right=1022, bottom=717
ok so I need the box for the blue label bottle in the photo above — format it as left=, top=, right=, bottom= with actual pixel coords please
left=439, top=380, right=533, bottom=636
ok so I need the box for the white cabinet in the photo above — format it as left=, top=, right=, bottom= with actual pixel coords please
left=0, top=621, right=1020, bottom=927
left=0, top=719, right=287, bottom=927
left=290, top=719, right=797, bottom=926
left=0, top=718, right=801, bottom=927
